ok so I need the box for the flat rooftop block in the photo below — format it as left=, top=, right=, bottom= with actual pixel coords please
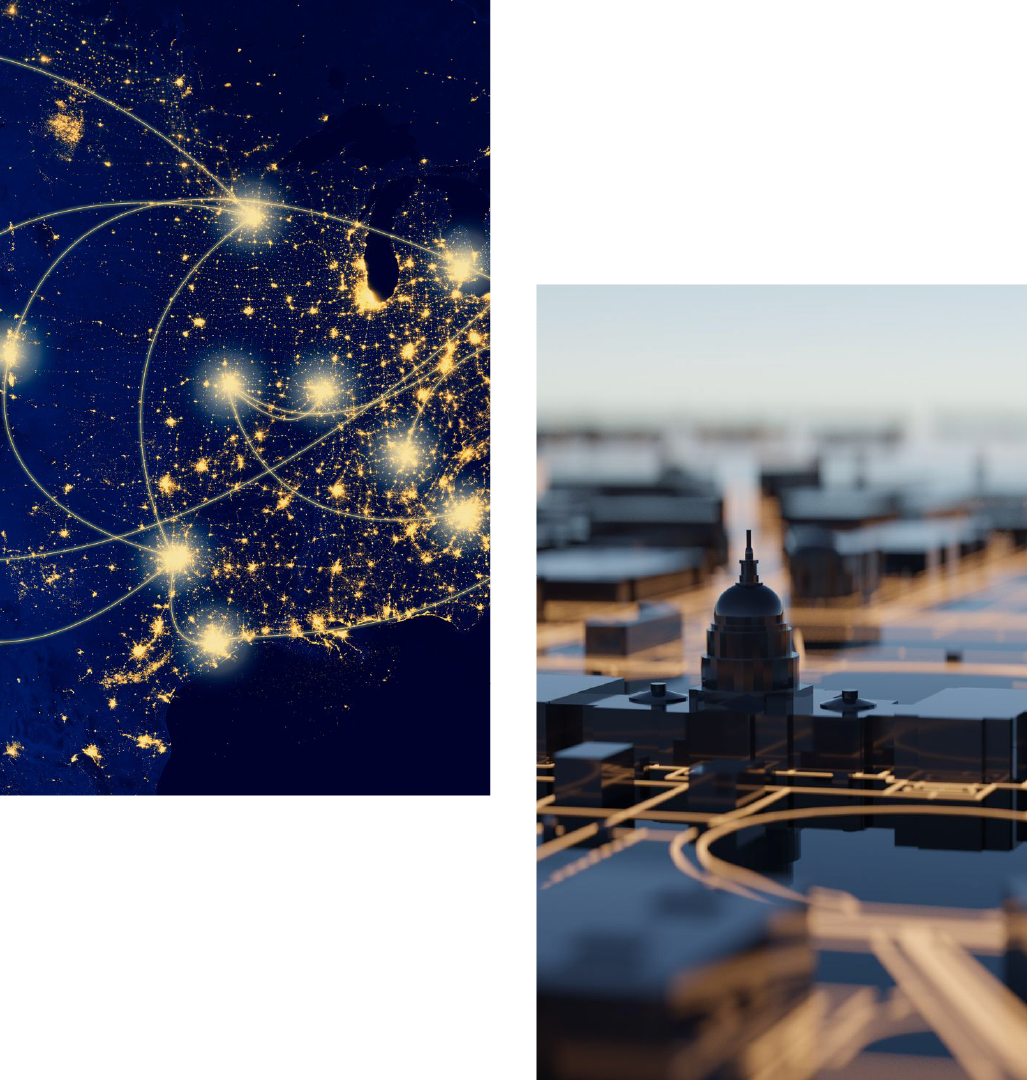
left=553, top=740, right=634, bottom=807
left=537, top=675, right=625, bottom=762
left=782, top=487, right=898, bottom=528
left=537, top=673, right=625, bottom=704
left=585, top=601, right=683, bottom=657
left=537, top=546, right=704, bottom=602
left=909, top=687, right=1027, bottom=720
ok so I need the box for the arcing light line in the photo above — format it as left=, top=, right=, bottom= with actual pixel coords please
left=0, top=56, right=489, bottom=659
left=0, top=53, right=232, bottom=195
left=137, top=222, right=245, bottom=545
left=2, top=309, right=489, bottom=564
left=169, top=573, right=490, bottom=651
left=406, top=344, right=485, bottom=438
left=0, top=571, right=162, bottom=644
left=232, top=386, right=342, bottom=422
left=1, top=201, right=224, bottom=556
left=228, top=398, right=434, bottom=524
left=692, top=803, right=1027, bottom=904
left=0, top=197, right=228, bottom=241
left=247, top=198, right=492, bottom=274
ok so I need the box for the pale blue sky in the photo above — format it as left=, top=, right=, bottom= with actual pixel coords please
left=537, top=285, right=1027, bottom=425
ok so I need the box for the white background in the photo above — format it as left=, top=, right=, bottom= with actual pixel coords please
left=8, top=1, right=1027, bottom=1076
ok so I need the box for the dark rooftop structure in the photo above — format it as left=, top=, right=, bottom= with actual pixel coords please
left=536, top=546, right=705, bottom=604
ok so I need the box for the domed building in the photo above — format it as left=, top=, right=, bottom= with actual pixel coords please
left=697, top=531, right=808, bottom=709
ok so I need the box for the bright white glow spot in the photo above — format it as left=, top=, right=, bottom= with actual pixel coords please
left=445, top=249, right=479, bottom=285
left=306, top=377, right=336, bottom=405
left=157, top=543, right=193, bottom=575
left=388, top=439, right=420, bottom=471
left=446, top=496, right=483, bottom=532
left=198, top=623, right=232, bottom=656
left=1, top=333, right=19, bottom=368
left=220, top=371, right=244, bottom=396
left=234, top=200, right=266, bottom=229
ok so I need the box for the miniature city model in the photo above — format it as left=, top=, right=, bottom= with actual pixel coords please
left=540, top=531, right=1027, bottom=785
left=538, top=533, right=1027, bottom=1080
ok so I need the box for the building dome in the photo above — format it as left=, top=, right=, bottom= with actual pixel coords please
left=714, top=581, right=784, bottom=618
left=701, top=531, right=799, bottom=695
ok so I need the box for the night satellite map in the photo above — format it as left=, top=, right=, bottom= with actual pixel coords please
left=0, top=0, right=490, bottom=794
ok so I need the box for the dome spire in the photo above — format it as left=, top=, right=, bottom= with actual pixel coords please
left=739, top=529, right=760, bottom=585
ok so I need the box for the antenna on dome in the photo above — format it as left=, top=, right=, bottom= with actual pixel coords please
left=739, top=529, right=760, bottom=585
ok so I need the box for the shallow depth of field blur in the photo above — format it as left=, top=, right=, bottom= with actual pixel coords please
left=537, top=285, right=1027, bottom=699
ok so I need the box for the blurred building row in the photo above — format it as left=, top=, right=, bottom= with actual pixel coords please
left=538, top=430, right=1027, bottom=666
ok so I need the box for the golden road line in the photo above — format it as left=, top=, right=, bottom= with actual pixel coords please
left=869, top=931, right=1021, bottom=1080
left=668, top=827, right=767, bottom=902
left=695, top=803, right=1027, bottom=904
left=535, top=780, right=691, bottom=861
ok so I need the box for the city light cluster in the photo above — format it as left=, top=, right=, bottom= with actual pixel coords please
left=0, top=46, right=490, bottom=696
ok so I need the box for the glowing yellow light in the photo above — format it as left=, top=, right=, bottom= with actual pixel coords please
left=447, top=496, right=484, bottom=532
left=354, top=279, right=382, bottom=313
left=220, top=371, right=244, bottom=395
left=445, top=249, right=479, bottom=285
left=135, top=734, right=166, bottom=753
left=2, top=333, right=19, bottom=368
left=157, top=543, right=193, bottom=575
left=306, top=377, right=336, bottom=405
left=233, top=200, right=266, bottom=229
left=198, top=624, right=232, bottom=656
left=0, top=89, right=491, bottom=698
left=438, top=342, right=456, bottom=375
left=47, top=106, right=83, bottom=149
left=389, top=439, right=420, bottom=470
